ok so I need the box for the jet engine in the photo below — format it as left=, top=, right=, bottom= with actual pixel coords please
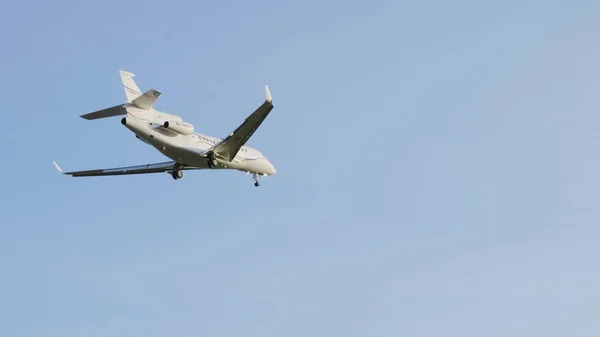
left=163, top=120, right=194, bottom=135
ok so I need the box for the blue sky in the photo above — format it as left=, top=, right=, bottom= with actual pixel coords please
left=1, top=0, right=600, bottom=336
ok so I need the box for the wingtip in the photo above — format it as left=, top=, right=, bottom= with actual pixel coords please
left=119, top=69, right=135, bottom=77
left=265, top=85, right=272, bottom=103
left=53, top=161, right=63, bottom=173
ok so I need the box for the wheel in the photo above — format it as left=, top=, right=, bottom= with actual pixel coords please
left=171, top=170, right=183, bottom=180
left=207, top=155, right=218, bottom=168
left=254, top=181, right=260, bottom=187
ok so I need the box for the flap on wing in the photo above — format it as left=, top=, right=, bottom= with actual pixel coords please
left=132, top=89, right=161, bottom=110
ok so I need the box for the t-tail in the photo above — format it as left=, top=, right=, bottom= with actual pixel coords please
left=79, top=70, right=161, bottom=120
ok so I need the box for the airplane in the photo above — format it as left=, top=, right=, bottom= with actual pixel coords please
left=53, top=70, right=276, bottom=187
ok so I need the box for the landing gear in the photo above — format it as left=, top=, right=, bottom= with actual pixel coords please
left=172, top=169, right=183, bottom=180
left=207, top=153, right=218, bottom=168
left=252, top=173, right=260, bottom=187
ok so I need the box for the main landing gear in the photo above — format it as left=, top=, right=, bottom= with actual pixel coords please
left=171, top=169, right=183, bottom=180
left=206, top=153, right=218, bottom=168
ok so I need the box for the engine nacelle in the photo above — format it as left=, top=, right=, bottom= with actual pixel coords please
left=163, top=120, right=194, bottom=135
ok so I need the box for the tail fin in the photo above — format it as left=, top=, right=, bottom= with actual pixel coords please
left=119, top=70, right=142, bottom=102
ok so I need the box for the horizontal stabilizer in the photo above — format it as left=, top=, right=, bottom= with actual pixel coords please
left=132, top=89, right=161, bottom=110
left=80, top=104, right=127, bottom=120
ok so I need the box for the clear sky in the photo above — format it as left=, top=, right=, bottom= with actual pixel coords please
left=1, top=0, right=600, bottom=336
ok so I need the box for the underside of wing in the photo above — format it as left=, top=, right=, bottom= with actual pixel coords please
left=53, top=160, right=188, bottom=177
left=210, top=85, right=274, bottom=161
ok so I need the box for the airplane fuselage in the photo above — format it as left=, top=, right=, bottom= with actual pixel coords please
left=54, top=70, right=275, bottom=187
left=122, top=105, right=276, bottom=176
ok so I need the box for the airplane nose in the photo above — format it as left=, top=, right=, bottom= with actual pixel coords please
left=268, top=162, right=276, bottom=175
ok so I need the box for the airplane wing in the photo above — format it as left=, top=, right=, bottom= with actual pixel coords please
left=53, top=160, right=187, bottom=177
left=209, top=85, right=274, bottom=161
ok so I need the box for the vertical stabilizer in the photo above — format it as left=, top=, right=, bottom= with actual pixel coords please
left=119, top=70, right=142, bottom=102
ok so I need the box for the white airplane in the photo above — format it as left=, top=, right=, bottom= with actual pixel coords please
left=54, top=70, right=276, bottom=187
